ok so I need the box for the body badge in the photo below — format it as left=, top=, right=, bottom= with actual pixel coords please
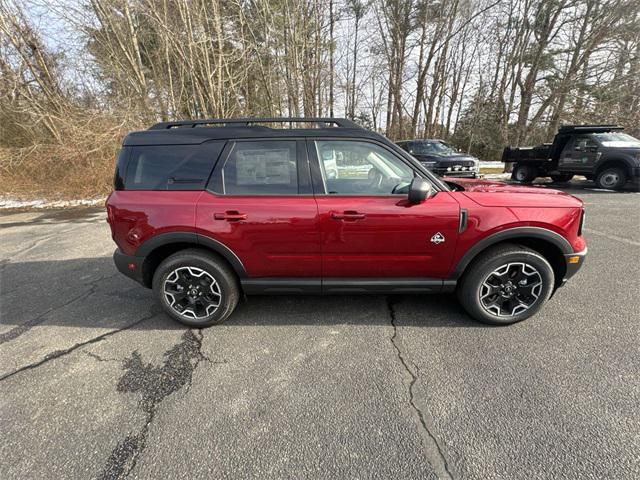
left=431, top=232, right=445, bottom=244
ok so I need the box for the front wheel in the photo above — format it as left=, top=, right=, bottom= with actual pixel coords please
left=457, top=244, right=555, bottom=325
left=152, top=249, right=240, bottom=327
left=596, top=167, right=626, bottom=190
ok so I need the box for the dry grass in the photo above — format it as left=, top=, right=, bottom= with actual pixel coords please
left=1, top=115, right=133, bottom=200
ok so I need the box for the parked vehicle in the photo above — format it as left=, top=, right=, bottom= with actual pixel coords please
left=396, top=139, right=479, bottom=177
left=503, top=124, right=640, bottom=190
left=107, top=117, right=587, bottom=328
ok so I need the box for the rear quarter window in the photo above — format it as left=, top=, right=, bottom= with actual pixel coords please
left=113, top=147, right=129, bottom=190
left=124, top=141, right=224, bottom=190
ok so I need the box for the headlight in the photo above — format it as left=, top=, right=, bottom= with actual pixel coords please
left=422, top=161, right=437, bottom=167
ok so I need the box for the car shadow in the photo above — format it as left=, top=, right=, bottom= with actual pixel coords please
left=506, top=177, right=639, bottom=194
left=0, top=256, right=483, bottom=331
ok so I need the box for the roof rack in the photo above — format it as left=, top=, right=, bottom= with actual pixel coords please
left=149, top=117, right=363, bottom=130
left=558, top=124, right=623, bottom=134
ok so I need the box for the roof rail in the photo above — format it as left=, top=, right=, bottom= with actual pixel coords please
left=149, top=117, right=363, bottom=130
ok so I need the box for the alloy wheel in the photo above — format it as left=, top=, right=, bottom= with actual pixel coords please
left=163, top=266, right=221, bottom=319
left=478, top=262, right=543, bottom=317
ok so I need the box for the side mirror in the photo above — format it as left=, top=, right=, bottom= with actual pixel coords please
left=408, top=177, right=432, bottom=204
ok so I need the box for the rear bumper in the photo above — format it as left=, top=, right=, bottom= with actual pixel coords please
left=561, top=248, right=587, bottom=283
left=113, top=248, right=145, bottom=286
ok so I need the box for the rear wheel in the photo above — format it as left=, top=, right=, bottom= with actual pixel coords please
left=512, top=164, right=536, bottom=183
left=596, top=167, right=626, bottom=190
left=457, top=244, right=555, bottom=325
left=550, top=174, right=573, bottom=183
left=153, top=249, right=239, bottom=327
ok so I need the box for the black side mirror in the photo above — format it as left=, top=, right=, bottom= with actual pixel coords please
left=408, top=177, right=432, bottom=204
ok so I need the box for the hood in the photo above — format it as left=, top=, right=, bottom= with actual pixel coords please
left=448, top=178, right=583, bottom=208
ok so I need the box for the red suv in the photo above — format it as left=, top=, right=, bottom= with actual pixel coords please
left=106, top=118, right=587, bottom=327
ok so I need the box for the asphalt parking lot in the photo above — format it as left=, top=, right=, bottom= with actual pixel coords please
left=1, top=179, right=639, bottom=480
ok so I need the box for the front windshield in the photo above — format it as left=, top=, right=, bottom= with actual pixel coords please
left=410, top=141, right=456, bottom=156
left=592, top=132, right=640, bottom=148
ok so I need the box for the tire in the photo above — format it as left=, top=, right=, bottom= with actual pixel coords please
left=595, top=167, right=626, bottom=190
left=550, top=174, right=573, bottom=183
left=152, top=248, right=240, bottom=327
left=457, top=244, right=555, bottom=325
left=512, top=164, right=536, bottom=183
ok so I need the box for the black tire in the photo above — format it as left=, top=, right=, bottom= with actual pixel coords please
left=550, top=174, right=573, bottom=183
left=152, top=248, right=239, bottom=327
left=595, top=167, right=626, bottom=190
left=512, top=164, right=536, bottom=183
left=457, top=244, right=555, bottom=325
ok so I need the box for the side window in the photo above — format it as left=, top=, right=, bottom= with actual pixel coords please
left=212, top=140, right=298, bottom=195
left=124, top=142, right=223, bottom=190
left=314, top=140, right=415, bottom=195
left=574, top=137, right=597, bottom=151
left=113, top=147, right=129, bottom=190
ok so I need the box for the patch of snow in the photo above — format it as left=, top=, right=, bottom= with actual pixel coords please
left=479, top=161, right=504, bottom=168
left=482, top=173, right=511, bottom=180
left=0, top=196, right=106, bottom=210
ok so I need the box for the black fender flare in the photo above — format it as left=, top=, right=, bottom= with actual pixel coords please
left=595, top=156, right=635, bottom=176
left=135, top=232, right=248, bottom=278
left=450, top=227, right=573, bottom=280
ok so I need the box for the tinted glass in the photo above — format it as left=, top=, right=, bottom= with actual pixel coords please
left=113, top=147, right=129, bottom=190
left=212, top=140, right=298, bottom=195
left=314, top=140, right=414, bottom=195
left=573, top=136, right=597, bottom=151
left=124, top=142, right=223, bottom=190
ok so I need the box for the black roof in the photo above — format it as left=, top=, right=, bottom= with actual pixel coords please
left=123, top=117, right=387, bottom=146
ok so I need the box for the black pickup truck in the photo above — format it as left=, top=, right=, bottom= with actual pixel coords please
left=502, top=125, right=640, bottom=190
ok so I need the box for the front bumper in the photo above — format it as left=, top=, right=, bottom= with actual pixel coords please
left=433, top=169, right=478, bottom=178
left=113, top=248, right=145, bottom=286
left=561, top=248, right=587, bottom=283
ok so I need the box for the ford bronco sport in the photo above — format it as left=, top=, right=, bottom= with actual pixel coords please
left=106, top=117, right=587, bottom=327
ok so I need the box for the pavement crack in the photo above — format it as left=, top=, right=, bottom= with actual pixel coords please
left=0, top=309, right=160, bottom=383
left=387, top=296, right=453, bottom=480
left=98, top=328, right=209, bottom=479
left=0, top=273, right=118, bottom=345
left=85, top=351, right=120, bottom=363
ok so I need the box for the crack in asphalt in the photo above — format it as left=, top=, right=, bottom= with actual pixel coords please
left=0, top=273, right=118, bottom=344
left=3, top=223, right=91, bottom=259
left=0, top=309, right=161, bottom=383
left=98, top=329, right=210, bottom=480
left=387, top=296, right=453, bottom=480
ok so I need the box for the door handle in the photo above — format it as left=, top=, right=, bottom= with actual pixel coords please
left=330, top=211, right=366, bottom=221
left=214, top=211, right=247, bottom=221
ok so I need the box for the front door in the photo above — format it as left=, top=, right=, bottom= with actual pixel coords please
left=560, top=136, right=599, bottom=173
left=308, top=139, right=460, bottom=283
left=197, top=139, right=321, bottom=282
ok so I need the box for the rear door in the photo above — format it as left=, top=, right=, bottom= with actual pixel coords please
left=308, top=138, right=460, bottom=282
left=196, top=138, right=321, bottom=284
